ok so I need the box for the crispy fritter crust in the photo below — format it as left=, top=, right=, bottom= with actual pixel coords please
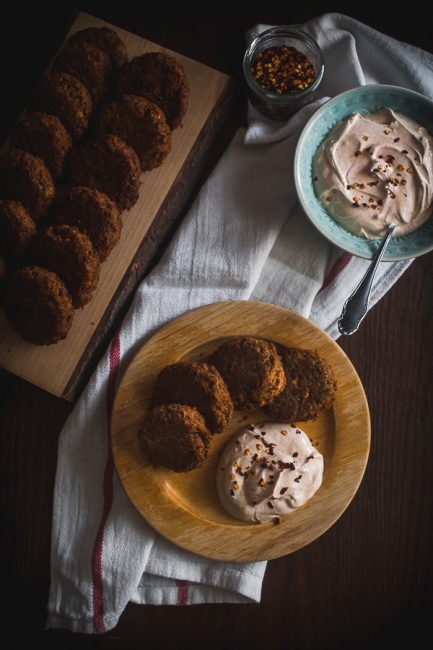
left=140, top=403, right=210, bottom=472
left=0, top=200, right=36, bottom=261
left=54, top=40, right=112, bottom=105
left=151, top=361, right=234, bottom=434
left=209, top=336, right=286, bottom=412
left=68, top=27, right=127, bottom=69
left=11, top=112, right=72, bottom=179
left=116, top=52, right=189, bottom=129
left=6, top=265, right=74, bottom=344
left=31, top=225, right=100, bottom=308
left=264, top=347, right=337, bottom=422
left=67, top=134, right=140, bottom=211
left=53, top=186, right=122, bottom=261
left=0, top=148, right=55, bottom=221
left=96, top=94, right=172, bottom=171
left=32, top=71, right=92, bottom=138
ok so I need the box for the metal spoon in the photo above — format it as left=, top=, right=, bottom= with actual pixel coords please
left=338, top=224, right=396, bottom=336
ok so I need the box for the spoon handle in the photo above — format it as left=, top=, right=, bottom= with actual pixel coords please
left=338, top=224, right=396, bottom=336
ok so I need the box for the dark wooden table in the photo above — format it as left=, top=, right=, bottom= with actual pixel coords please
left=1, top=2, right=433, bottom=648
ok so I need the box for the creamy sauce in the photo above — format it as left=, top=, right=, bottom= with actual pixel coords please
left=313, top=108, right=433, bottom=238
left=217, top=423, right=323, bottom=523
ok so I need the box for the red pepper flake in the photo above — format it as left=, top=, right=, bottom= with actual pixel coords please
left=278, top=460, right=295, bottom=471
left=393, top=137, right=400, bottom=142
left=248, top=425, right=255, bottom=432
left=294, top=475, right=302, bottom=483
left=267, top=501, right=274, bottom=509
left=377, top=199, right=384, bottom=206
left=362, top=202, right=368, bottom=207
left=378, top=155, right=384, bottom=159
left=261, top=431, right=267, bottom=436
left=354, top=151, right=361, bottom=157
left=305, top=454, right=315, bottom=462
left=346, top=184, right=351, bottom=190
left=295, top=429, right=301, bottom=434
left=367, top=181, right=379, bottom=186
left=401, top=149, right=408, bottom=154
left=352, top=202, right=360, bottom=208
left=272, top=517, right=281, bottom=526
left=358, top=183, right=365, bottom=189
left=280, top=487, right=288, bottom=494
left=251, top=45, right=316, bottom=94
left=401, top=179, right=407, bottom=185
left=293, top=451, right=299, bottom=458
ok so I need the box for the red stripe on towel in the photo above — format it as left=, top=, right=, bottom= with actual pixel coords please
left=176, top=580, right=189, bottom=606
left=91, top=332, right=121, bottom=634
left=319, top=252, right=352, bottom=293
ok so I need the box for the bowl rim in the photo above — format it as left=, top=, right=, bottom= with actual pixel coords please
left=294, top=83, right=433, bottom=261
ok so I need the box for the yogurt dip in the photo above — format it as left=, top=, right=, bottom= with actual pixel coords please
left=313, top=108, right=433, bottom=238
left=217, top=423, right=323, bottom=523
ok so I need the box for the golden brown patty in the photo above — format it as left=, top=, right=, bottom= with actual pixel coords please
left=31, top=224, right=100, bottom=308
left=116, top=52, right=189, bottom=129
left=209, top=336, right=286, bottom=412
left=140, top=404, right=210, bottom=472
left=6, top=265, right=74, bottom=345
left=151, top=361, right=234, bottom=434
left=264, top=347, right=337, bottom=422
left=31, top=71, right=92, bottom=138
left=54, top=40, right=112, bottom=105
left=0, top=200, right=37, bottom=261
left=53, top=186, right=122, bottom=261
left=96, top=94, right=172, bottom=171
left=0, top=148, right=55, bottom=221
left=11, top=111, right=72, bottom=179
left=68, top=27, right=127, bottom=69
left=67, top=134, right=140, bottom=211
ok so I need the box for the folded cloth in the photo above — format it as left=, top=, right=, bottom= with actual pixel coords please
left=48, top=13, right=433, bottom=634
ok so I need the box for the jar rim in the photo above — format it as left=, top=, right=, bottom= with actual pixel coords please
left=243, top=25, right=325, bottom=104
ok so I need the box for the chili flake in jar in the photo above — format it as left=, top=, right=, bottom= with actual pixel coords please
left=251, top=45, right=316, bottom=94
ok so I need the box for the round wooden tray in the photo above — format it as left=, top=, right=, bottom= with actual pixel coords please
left=111, top=301, right=370, bottom=562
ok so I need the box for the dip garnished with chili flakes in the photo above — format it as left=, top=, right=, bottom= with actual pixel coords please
left=251, top=45, right=315, bottom=94
left=313, top=108, right=433, bottom=238
left=217, top=423, right=323, bottom=524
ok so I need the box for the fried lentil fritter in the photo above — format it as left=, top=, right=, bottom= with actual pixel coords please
left=53, top=186, right=122, bottom=261
left=31, top=225, right=100, bottom=308
left=264, top=347, right=337, bottom=422
left=0, top=148, right=55, bottom=221
left=0, top=200, right=37, bottom=261
left=68, top=26, right=127, bottom=70
left=116, top=52, right=189, bottom=129
left=152, top=361, right=234, bottom=434
left=6, top=265, right=74, bottom=345
left=209, top=337, right=286, bottom=412
left=11, top=111, right=72, bottom=179
left=96, top=94, right=172, bottom=171
left=67, top=134, right=140, bottom=211
left=54, top=40, right=112, bottom=105
left=140, top=404, right=210, bottom=472
left=32, top=71, right=92, bottom=138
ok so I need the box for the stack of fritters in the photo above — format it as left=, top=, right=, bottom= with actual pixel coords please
left=140, top=336, right=337, bottom=474
left=0, top=26, right=190, bottom=345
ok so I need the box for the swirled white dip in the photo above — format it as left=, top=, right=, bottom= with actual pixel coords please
left=217, top=423, right=323, bottom=523
left=313, top=108, right=433, bottom=238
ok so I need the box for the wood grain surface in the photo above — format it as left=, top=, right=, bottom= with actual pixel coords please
left=1, top=3, right=433, bottom=649
left=0, top=12, right=231, bottom=400
left=112, top=301, right=370, bottom=561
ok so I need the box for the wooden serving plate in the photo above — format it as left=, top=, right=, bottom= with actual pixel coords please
left=111, top=301, right=370, bottom=562
left=0, top=13, right=233, bottom=399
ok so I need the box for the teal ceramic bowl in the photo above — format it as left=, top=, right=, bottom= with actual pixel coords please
left=294, top=85, right=433, bottom=260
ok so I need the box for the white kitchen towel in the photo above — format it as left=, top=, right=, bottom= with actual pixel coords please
left=48, top=13, right=433, bottom=634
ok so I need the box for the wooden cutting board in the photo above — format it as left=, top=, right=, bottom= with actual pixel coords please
left=0, top=12, right=232, bottom=399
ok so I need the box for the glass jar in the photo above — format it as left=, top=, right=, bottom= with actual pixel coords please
left=243, top=26, right=324, bottom=121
